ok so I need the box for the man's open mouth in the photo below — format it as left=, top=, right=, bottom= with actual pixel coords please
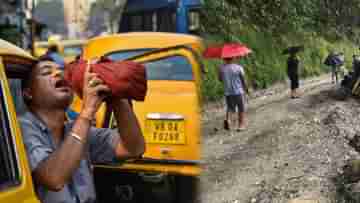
left=54, top=80, right=71, bottom=92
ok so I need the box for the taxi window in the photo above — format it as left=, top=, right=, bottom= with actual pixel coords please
left=143, top=55, right=194, bottom=81
left=0, top=83, right=20, bottom=191
left=108, top=51, right=194, bottom=81
left=8, top=79, right=27, bottom=116
left=63, top=46, right=83, bottom=57
left=107, top=49, right=153, bottom=61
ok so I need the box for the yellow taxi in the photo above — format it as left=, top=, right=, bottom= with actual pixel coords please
left=71, top=32, right=205, bottom=202
left=0, top=32, right=205, bottom=202
left=0, top=39, right=40, bottom=203
left=34, top=39, right=85, bottom=63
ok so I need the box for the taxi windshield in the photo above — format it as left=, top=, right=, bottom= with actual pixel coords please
left=108, top=50, right=194, bottom=81
left=107, top=49, right=152, bottom=61
left=63, top=45, right=83, bottom=57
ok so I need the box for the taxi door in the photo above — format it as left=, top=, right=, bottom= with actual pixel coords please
left=105, top=46, right=202, bottom=176
left=0, top=56, right=40, bottom=203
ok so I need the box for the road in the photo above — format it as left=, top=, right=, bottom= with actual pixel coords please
left=199, top=75, right=360, bottom=203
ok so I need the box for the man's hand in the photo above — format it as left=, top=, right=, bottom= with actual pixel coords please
left=80, top=60, right=110, bottom=120
left=108, top=98, right=145, bottom=159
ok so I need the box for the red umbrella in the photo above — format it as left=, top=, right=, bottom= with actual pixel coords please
left=203, top=46, right=223, bottom=58
left=64, top=58, right=148, bottom=101
left=203, top=43, right=252, bottom=59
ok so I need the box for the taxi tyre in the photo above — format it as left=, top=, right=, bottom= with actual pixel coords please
left=93, top=167, right=176, bottom=203
left=93, top=166, right=199, bottom=203
left=93, top=167, right=144, bottom=203
left=174, top=175, right=199, bottom=203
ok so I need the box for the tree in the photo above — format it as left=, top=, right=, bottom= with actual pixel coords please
left=202, top=0, right=360, bottom=41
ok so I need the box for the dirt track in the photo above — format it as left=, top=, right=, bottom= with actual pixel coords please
left=199, top=75, right=360, bottom=203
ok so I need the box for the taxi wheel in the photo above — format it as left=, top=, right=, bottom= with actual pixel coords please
left=94, top=167, right=177, bottom=203
left=174, top=175, right=199, bottom=203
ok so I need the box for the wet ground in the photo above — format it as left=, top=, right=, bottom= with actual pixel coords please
left=199, top=75, right=360, bottom=203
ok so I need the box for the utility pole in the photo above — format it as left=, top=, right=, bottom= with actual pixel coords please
left=30, top=0, right=36, bottom=55
left=100, top=0, right=127, bottom=34
left=17, top=0, right=27, bottom=49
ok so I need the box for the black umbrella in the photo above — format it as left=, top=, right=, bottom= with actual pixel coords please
left=282, top=45, right=304, bottom=55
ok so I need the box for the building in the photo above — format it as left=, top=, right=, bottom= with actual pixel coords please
left=0, top=0, right=29, bottom=47
left=2, top=0, right=123, bottom=41
left=63, top=0, right=91, bottom=39
left=24, top=0, right=91, bottom=40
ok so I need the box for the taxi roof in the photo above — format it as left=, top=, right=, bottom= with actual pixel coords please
left=0, top=39, right=36, bottom=61
left=83, top=32, right=204, bottom=59
left=34, top=39, right=86, bottom=47
left=0, top=39, right=36, bottom=79
left=61, top=39, right=86, bottom=47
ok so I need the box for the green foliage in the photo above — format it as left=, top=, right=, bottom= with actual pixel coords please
left=201, top=60, right=224, bottom=101
left=202, top=0, right=360, bottom=39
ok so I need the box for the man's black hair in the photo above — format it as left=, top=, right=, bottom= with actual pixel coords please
left=223, top=57, right=235, bottom=63
left=21, top=55, right=56, bottom=91
left=21, top=55, right=57, bottom=105
left=48, top=44, right=59, bottom=53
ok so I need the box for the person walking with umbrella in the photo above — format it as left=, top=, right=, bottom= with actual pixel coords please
left=204, top=43, right=251, bottom=131
left=284, top=46, right=302, bottom=99
left=324, top=51, right=344, bottom=84
left=218, top=57, right=250, bottom=131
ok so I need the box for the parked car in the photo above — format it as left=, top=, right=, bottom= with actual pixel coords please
left=0, top=32, right=204, bottom=203
left=0, top=39, right=40, bottom=203
left=71, top=32, right=205, bottom=202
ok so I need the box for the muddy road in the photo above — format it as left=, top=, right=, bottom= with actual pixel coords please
left=199, top=75, right=360, bottom=203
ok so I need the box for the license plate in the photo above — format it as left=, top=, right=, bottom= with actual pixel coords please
left=145, top=120, right=185, bottom=144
